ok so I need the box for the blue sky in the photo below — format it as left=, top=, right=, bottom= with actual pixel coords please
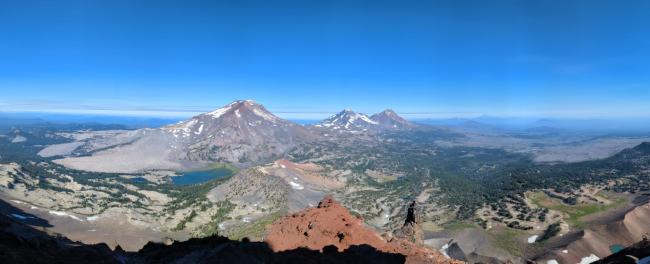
left=0, top=0, right=649, bottom=119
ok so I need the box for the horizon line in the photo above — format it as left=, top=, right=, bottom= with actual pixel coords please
left=2, top=108, right=650, bottom=120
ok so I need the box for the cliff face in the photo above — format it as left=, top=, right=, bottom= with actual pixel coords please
left=265, top=196, right=461, bottom=264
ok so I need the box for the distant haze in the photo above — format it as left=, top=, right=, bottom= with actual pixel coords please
left=2, top=110, right=650, bottom=134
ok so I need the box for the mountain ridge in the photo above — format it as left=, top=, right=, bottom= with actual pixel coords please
left=370, top=109, right=417, bottom=130
left=313, top=108, right=417, bottom=133
left=47, top=100, right=420, bottom=172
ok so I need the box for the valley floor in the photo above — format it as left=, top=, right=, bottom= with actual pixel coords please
left=2, top=119, right=650, bottom=263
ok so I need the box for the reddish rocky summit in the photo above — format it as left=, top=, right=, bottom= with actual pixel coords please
left=265, top=196, right=462, bottom=264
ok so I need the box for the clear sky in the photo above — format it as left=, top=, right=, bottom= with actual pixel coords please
left=0, top=0, right=649, bottom=119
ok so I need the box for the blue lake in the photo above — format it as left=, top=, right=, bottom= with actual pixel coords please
left=172, top=168, right=234, bottom=186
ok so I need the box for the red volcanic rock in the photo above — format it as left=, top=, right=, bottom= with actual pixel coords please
left=265, top=196, right=462, bottom=264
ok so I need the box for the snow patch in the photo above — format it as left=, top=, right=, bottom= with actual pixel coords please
left=86, top=216, right=99, bottom=221
left=579, top=254, right=599, bottom=264
left=167, top=119, right=198, bottom=138
left=359, top=114, right=378, bottom=125
left=288, top=181, right=304, bottom=190
left=195, top=124, right=204, bottom=135
left=11, top=135, right=27, bottom=143
left=207, top=104, right=233, bottom=118
left=48, top=211, right=83, bottom=221
left=547, top=260, right=559, bottom=264
left=527, top=235, right=538, bottom=243
left=252, top=107, right=278, bottom=122
left=11, top=213, right=33, bottom=220
left=439, top=243, right=450, bottom=258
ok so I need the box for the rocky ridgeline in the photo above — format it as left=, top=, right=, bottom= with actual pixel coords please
left=266, top=196, right=460, bottom=264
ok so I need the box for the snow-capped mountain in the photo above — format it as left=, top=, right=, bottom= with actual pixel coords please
left=370, top=109, right=417, bottom=130
left=313, top=109, right=417, bottom=133
left=47, top=101, right=417, bottom=173
left=314, top=109, right=379, bottom=132
left=165, top=100, right=290, bottom=140
left=51, top=100, right=316, bottom=172
left=163, top=100, right=314, bottom=163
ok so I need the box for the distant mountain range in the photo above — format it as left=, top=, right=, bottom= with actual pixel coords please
left=416, top=116, right=650, bottom=134
left=162, top=100, right=420, bottom=162
left=314, top=108, right=418, bottom=133
left=48, top=100, right=420, bottom=172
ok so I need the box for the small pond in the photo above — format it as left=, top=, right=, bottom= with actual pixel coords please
left=130, top=177, right=149, bottom=183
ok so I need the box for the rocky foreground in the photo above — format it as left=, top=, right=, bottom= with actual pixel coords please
left=0, top=196, right=457, bottom=263
left=2, top=191, right=650, bottom=264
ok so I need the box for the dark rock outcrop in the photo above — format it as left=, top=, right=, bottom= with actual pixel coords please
left=394, top=201, right=424, bottom=246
